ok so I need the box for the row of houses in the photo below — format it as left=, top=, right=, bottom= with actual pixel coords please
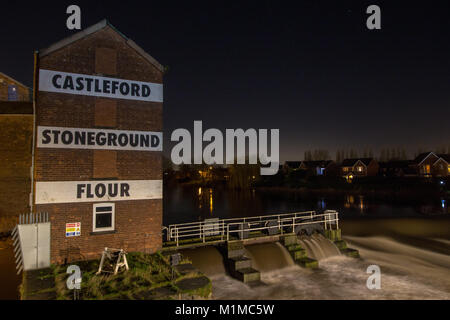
left=284, top=152, right=450, bottom=181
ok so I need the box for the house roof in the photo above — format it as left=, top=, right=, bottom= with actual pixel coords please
left=0, top=72, right=30, bottom=89
left=437, top=154, right=450, bottom=163
left=301, top=160, right=334, bottom=168
left=39, top=19, right=165, bottom=73
left=341, top=158, right=374, bottom=167
left=284, top=161, right=301, bottom=169
left=414, top=152, right=439, bottom=164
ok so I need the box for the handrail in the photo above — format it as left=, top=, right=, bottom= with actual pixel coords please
left=165, top=210, right=339, bottom=247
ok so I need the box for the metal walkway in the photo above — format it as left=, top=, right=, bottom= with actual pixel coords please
left=163, top=210, right=339, bottom=248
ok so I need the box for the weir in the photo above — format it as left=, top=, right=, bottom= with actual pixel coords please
left=162, top=210, right=360, bottom=284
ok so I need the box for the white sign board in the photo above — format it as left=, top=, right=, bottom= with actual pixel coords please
left=37, top=126, right=162, bottom=151
left=66, top=222, right=81, bottom=237
left=35, top=180, right=162, bottom=204
left=38, top=69, right=163, bottom=102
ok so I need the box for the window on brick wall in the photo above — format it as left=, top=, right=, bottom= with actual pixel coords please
left=93, top=203, right=115, bottom=232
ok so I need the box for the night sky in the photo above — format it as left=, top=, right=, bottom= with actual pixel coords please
left=1, top=1, right=449, bottom=161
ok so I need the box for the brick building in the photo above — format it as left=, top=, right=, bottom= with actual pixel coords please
left=341, top=158, right=379, bottom=180
left=0, top=72, right=31, bottom=102
left=32, top=20, right=164, bottom=264
left=414, top=152, right=450, bottom=177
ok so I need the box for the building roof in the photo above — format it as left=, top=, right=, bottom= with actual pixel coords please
left=284, top=161, right=301, bottom=169
left=0, top=101, right=33, bottom=114
left=437, top=154, right=450, bottom=163
left=39, top=19, right=165, bottom=73
left=414, top=152, right=438, bottom=164
left=0, top=72, right=30, bottom=89
left=301, top=160, right=334, bottom=168
left=341, top=158, right=374, bottom=167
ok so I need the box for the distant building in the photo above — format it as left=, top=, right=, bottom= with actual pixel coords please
left=0, top=72, right=31, bottom=102
left=283, top=161, right=302, bottom=173
left=379, top=160, right=417, bottom=177
left=414, top=152, right=450, bottom=177
left=299, top=160, right=338, bottom=176
left=341, top=158, right=379, bottom=180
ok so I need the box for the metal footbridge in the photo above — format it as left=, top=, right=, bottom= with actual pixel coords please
left=162, top=209, right=339, bottom=249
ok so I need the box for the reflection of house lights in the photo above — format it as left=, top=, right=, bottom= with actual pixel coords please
left=209, top=190, right=213, bottom=213
left=442, top=200, right=446, bottom=209
left=198, top=187, right=202, bottom=195
left=348, top=195, right=354, bottom=204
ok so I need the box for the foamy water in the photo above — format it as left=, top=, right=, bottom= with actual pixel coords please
left=210, top=235, right=450, bottom=300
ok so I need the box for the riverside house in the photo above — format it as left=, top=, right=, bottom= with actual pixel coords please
left=341, top=158, right=379, bottom=181
left=415, top=152, right=450, bottom=177
left=299, top=160, right=338, bottom=176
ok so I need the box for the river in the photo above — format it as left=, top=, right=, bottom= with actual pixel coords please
left=0, top=185, right=449, bottom=299
left=167, top=185, right=450, bottom=300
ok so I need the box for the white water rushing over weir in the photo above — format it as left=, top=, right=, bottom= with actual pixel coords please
left=209, top=235, right=450, bottom=300
left=298, top=234, right=341, bottom=261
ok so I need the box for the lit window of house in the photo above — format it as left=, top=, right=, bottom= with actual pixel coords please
left=448, top=165, right=450, bottom=173
left=93, top=203, right=115, bottom=232
left=343, top=167, right=348, bottom=172
left=357, top=166, right=363, bottom=172
left=424, top=165, right=431, bottom=174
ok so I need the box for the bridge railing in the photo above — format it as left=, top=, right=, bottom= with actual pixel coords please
left=165, top=210, right=339, bottom=247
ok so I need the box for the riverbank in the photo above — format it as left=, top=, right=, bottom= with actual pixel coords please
left=20, top=251, right=212, bottom=300
left=0, top=239, right=21, bottom=299
left=256, top=183, right=448, bottom=200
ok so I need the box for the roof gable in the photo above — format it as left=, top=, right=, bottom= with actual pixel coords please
left=285, top=161, right=301, bottom=169
left=434, top=155, right=450, bottom=165
left=341, top=158, right=374, bottom=167
left=301, top=160, right=334, bottom=168
left=414, top=152, right=439, bottom=164
left=38, top=19, right=164, bottom=73
left=0, top=72, right=29, bottom=89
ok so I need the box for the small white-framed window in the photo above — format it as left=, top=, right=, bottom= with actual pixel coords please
left=93, top=203, right=115, bottom=232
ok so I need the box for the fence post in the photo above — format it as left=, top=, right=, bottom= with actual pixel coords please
left=203, top=223, right=205, bottom=243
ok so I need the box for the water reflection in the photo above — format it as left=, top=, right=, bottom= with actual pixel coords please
left=164, top=185, right=449, bottom=225
left=196, top=187, right=214, bottom=215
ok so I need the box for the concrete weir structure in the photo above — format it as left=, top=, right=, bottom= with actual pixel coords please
left=31, top=20, right=164, bottom=264
left=163, top=210, right=360, bottom=284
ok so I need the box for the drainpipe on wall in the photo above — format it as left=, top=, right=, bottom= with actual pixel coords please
left=30, top=51, right=39, bottom=213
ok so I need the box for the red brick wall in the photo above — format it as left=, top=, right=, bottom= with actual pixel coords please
left=0, top=75, right=30, bottom=102
left=34, top=26, right=163, bottom=263
left=37, top=200, right=162, bottom=264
